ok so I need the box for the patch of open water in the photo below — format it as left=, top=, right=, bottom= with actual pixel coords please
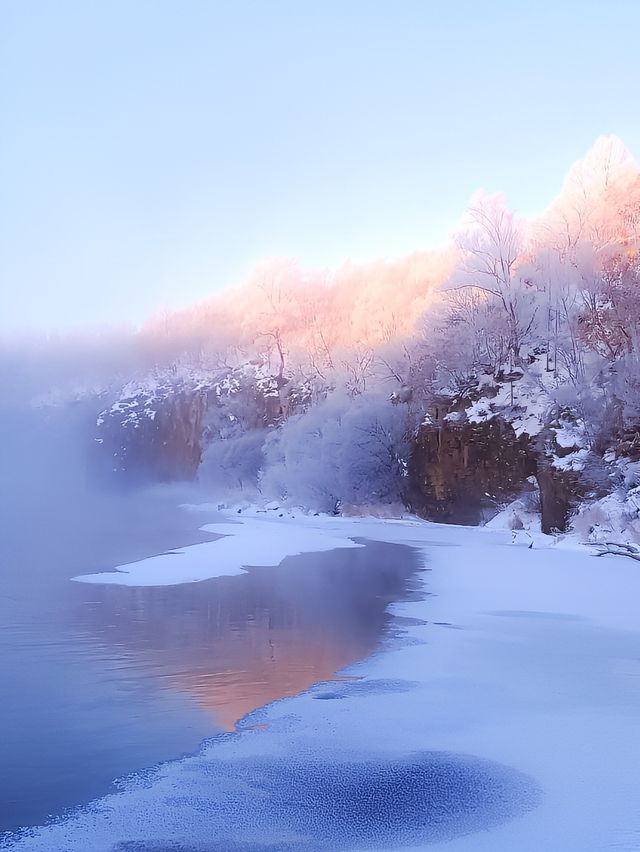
left=0, top=491, right=422, bottom=836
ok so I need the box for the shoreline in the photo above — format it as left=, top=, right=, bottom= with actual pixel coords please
left=4, top=510, right=640, bottom=850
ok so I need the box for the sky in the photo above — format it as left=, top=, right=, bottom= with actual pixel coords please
left=2, top=0, right=640, bottom=334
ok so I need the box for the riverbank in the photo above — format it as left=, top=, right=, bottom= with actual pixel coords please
left=5, top=511, right=640, bottom=850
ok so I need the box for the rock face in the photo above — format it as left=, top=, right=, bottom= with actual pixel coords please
left=92, top=365, right=316, bottom=484
left=92, top=362, right=590, bottom=532
left=407, top=418, right=537, bottom=526
left=534, top=460, right=582, bottom=534
left=407, top=415, right=588, bottom=533
left=94, top=378, right=215, bottom=482
left=534, top=411, right=592, bottom=533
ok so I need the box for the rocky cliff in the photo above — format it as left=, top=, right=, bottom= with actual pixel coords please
left=91, top=359, right=600, bottom=533
left=405, top=363, right=597, bottom=534
left=407, top=415, right=590, bottom=533
left=92, top=364, right=315, bottom=484
left=94, top=375, right=214, bottom=482
left=407, top=416, right=536, bottom=525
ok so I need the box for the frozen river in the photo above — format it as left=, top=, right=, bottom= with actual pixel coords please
left=3, top=423, right=640, bottom=850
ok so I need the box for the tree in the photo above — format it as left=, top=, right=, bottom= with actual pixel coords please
left=261, top=391, right=410, bottom=511
left=445, top=192, right=538, bottom=364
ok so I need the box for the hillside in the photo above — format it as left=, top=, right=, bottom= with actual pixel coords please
left=15, top=136, right=640, bottom=544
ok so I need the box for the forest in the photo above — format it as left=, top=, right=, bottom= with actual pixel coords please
left=7, top=135, right=640, bottom=540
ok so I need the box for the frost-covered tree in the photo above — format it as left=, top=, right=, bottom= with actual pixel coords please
left=61, top=135, right=640, bottom=527
left=261, top=391, right=410, bottom=511
left=201, top=429, right=266, bottom=494
left=445, top=192, right=540, bottom=364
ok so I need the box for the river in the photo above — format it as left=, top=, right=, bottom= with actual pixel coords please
left=0, top=473, right=421, bottom=836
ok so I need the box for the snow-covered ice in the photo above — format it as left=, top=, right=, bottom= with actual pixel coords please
left=9, top=512, right=640, bottom=850
left=72, top=515, right=364, bottom=585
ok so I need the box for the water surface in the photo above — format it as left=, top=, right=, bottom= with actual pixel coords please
left=0, top=485, right=421, bottom=835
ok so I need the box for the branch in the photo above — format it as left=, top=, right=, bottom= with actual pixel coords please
left=591, top=542, right=640, bottom=561
left=441, top=283, right=503, bottom=299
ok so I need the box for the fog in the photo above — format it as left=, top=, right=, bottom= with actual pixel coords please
left=2, top=135, right=640, bottom=522
left=0, top=341, right=210, bottom=585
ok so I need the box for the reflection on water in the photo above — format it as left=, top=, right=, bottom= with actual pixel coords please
left=0, top=494, right=421, bottom=835
left=70, top=539, right=423, bottom=730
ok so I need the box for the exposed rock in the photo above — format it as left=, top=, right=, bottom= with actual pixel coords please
left=534, top=410, right=591, bottom=533
left=91, top=357, right=594, bottom=533
left=408, top=409, right=592, bottom=533
left=92, top=365, right=317, bottom=484
left=94, top=377, right=215, bottom=482
left=407, top=417, right=536, bottom=526
left=535, top=460, right=582, bottom=533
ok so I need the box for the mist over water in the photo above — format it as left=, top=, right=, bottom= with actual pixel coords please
left=0, top=400, right=210, bottom=832
left=0, top=391, right=425, bottom=836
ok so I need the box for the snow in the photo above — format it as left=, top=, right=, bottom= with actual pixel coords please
left=464, top=399, right=496, bottom=424
left=570, top=487, right=640, bottom=546
left=551, top=446, right=590, bottom=471
left=553, top=421, right=586, bottom=449
left=458, top=364, right=552, bottom=440
left=485, top=494, right=542, bottom=537
left=71, top=516, right=364, bottom=586
left=10, top=512, right=640, bottom=850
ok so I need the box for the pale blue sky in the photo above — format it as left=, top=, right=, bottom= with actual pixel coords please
left=2, top=0, right=640, bottom=332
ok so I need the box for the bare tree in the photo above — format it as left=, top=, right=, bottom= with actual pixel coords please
left=444, top=192, right=538, bottom=363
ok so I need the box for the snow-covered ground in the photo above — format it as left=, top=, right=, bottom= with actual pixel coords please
left=8, top=512, right=640, bottom=850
